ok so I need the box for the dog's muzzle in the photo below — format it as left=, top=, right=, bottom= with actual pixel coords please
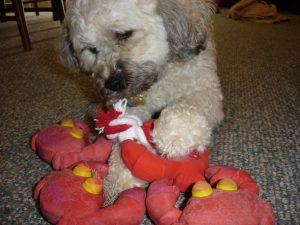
left=104, top=73, right=127, bottom=92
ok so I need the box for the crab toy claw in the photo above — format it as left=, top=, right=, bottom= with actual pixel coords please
left=205, top=165, right=259, bottom=195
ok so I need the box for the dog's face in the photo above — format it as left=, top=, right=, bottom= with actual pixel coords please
left=61, top=0, right=169, bottom=103
left=60, top=0, right=215, bottom=104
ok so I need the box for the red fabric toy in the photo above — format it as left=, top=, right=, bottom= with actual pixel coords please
left=57, top=187, right=146, bottom=225
left=34, top=162, right=107, bottom=224
left=31, top=119, right=113, bottom=170
left=121, top=139, right=209, bottom=192
left=32, top=102, right=275, bottom=225
left=146, top=166, right=275, bottom=225
left=95, top=99, right=209, bottom=192
left=34, top=162, right=146, bottom=225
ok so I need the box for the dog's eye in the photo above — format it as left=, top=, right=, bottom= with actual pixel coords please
left=115, top=30, right=134, bottom=42
left=88, top=47, right=99, bottom=54
left=80, top=47, right=99, bottom=56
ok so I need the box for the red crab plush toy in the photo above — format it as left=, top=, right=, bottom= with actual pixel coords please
left=146, top=166, right=275, bottom=225
left=94, top=99, right=209, bottom=192
left=31, top=119, right=112, bottom=170
left=34, top=162, right=146, bottom=225
left=121, top=139, right=209, bottom=192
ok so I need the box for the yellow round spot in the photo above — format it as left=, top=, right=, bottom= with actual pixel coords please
left=82, top=178, right=102, bottom=195
left=192, top=181, right=213, bottom=198
left=61, top=119, right=75, bottom=127
left=69, top=127, right=84, bottom=139
left=216, top=178, right=238, bottom=191
left=73, top=163, right=92, bottom=177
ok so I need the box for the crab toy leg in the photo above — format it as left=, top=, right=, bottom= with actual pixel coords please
left=146, top=179, right=182, bottom=225
left=31, top=131, right=40, bottom=151
left=33, top=174, right=52, bottom=201
left=121, top=140, right=209, bottom=192
left=205, top=165, right=259, bottom=195
left=52, top=137, right=113, bottom=170
left=74, top=137, right=112, bottom=163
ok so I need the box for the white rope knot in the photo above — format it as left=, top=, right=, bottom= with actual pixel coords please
left=95, top=99, right=150, bottom=146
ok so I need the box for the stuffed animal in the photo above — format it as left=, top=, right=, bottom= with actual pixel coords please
left=34, top=162, right=107, bottom=224
left=31, top=119, right=112, bottom=170
left=34, top=161, right=146, bottom=225
left=33, top=104, right=275, bottom=225
left=95, top=99, right=209, bottom=193
left=121, top=139, right=209, bottom=192
left=146, top=166, right=275, bottom=225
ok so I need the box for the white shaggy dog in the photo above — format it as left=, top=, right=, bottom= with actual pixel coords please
left=60, top=0, right=224, bottom=203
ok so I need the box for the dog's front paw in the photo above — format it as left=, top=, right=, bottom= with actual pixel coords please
left=152, top=105, right=211, bottom=158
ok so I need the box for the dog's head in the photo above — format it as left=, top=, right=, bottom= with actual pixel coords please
left=60, top=0, right=216, bottom=104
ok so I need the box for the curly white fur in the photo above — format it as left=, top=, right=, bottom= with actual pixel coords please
left=102, top=141, right=148, bottom=205
left=60, top=0, right=223, bottom=203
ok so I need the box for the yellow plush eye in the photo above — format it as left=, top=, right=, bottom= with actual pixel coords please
left=82, top=178, right=102, bottom=195
left=216, top=178, right=238, bottom=191
left=73, top=163, right=92, bottom=177
left=69, top=127, right=84, bottom=139
left=192, top=181, right=213, bottom=198
left=61, top=119, right=74, bottom=127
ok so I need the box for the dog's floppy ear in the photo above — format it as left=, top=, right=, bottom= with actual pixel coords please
left=59, top=25, right=80, bottom=71
left=157, top=0, right=216, bottom=61
left=58, top=0, right=82, bottom=71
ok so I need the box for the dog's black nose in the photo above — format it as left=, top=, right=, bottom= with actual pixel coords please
left=104, top=74, right=127, bottom=92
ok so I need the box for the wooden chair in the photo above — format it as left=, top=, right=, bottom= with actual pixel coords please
left=0, top=0, right=65, bottom=51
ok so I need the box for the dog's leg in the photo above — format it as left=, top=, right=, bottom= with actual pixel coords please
left=142, top=41, right=223, bottom=158
left=127, top=83, right=223, bottom=158
left=102, top=142, right=147, bottom=205
left=152, top=90, right=223, bottom=158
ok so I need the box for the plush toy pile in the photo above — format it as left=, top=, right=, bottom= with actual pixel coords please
left=32, top=100, right=275, bottom=225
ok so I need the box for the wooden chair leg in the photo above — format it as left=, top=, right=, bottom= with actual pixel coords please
left=34, top=0, right=39, bottom=16
left=0, top=0, right=7, bottom=22
left=12, top=0, right=32, bottom=51
left=51, top=0, right=65, bottom=22
left=57, top=0, right=65, bottom=22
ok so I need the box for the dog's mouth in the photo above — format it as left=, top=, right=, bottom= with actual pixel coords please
left=95, top=76, right=143, bottom=106
left=92, top=70, right=129, bottom=105
left=93, top=60, right=160, bottom=106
